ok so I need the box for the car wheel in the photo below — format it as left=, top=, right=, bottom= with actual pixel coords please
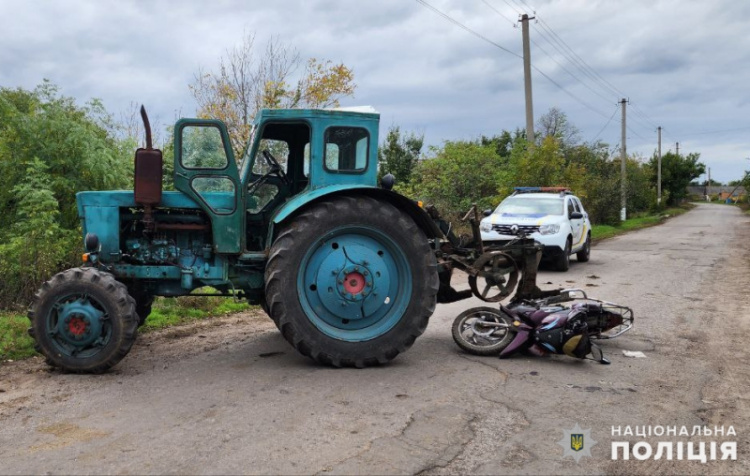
left=577, top=234, right=591, bottom=262
left=555, top=238, right=571, bottom=272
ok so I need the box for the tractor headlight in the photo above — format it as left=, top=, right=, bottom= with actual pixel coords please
left=480, top=221, right=492, bottom=233
left=539, top=224, right=560, bottom=235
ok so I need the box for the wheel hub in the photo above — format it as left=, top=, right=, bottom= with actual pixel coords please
left=300, top=229, right=412, bottom=340
left=343, top=272, right=366, bottom=295
left=56, top=298, right=104, bottom=347
left=68, top=316, right=87, bottom=336
left=336, top=266, right=373, bottom=302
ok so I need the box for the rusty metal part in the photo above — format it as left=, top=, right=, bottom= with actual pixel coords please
left=134, top=106, right=163, bottom=232
left=460, top=204, right=485, bottom=255
left=468, top=251, right=519, bottom=302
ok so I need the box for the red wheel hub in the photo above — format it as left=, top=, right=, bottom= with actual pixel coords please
left=68, top=316, right=87, bottom=336
left=343, top=272, right=366, bottom=295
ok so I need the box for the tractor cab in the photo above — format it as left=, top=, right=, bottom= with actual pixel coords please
left=172, top=107, right=380, bottom=253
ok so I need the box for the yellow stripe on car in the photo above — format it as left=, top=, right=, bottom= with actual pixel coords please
left=574, top=224, right=588, bottom=246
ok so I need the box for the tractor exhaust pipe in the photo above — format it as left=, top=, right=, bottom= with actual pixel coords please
left=134, top=105, right=163, bottom=231
left=140, top=105, right=153, bottom=149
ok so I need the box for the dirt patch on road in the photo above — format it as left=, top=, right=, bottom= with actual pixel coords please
left=0, top=309, right=275, bottom=420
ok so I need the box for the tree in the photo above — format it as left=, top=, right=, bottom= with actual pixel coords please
left=648, top=152, right=705, bottom=205
left=536, top=107, right=580, bottom=147
left=480, top=129, right=524, bottom=160
left=0, top=82, right=132, bottom=308
left=190, top=34, right=356, bottom=156
left=377, top=126, right=423, bottom=185
left=399, top=140, right=506, bottom=222
left=501, top=136, right=585, bottom=197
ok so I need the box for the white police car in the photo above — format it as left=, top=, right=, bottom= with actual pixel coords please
left=479, top=187, right=592, bottom=271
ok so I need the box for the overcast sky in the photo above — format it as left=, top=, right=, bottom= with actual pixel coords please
left=2, top=0, right=749, bottom=182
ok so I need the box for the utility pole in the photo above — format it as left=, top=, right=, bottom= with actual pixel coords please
left=657, top=126, right=662, bottom=206
left=620, top=98, right=627, bottom=221
left=676, top=142, right=680, bottom=156
left=520, top=14, right=535, bottom=146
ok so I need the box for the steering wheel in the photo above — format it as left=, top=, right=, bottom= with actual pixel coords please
left=261, top=149, right=290, bottom=185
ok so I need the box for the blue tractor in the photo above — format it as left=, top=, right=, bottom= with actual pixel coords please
left=28, top=106, right=545, bottom=373
left=27, top=107, right=452, bottom=372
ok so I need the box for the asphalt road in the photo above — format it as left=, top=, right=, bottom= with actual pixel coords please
left=1, top=203, right=749, bottom=474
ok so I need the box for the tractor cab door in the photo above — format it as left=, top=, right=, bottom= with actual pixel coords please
left=174, top=119, right=244, bottom=253
left=241, top=121, right=312, bottom=250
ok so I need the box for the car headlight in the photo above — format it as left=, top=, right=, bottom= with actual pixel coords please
left=539, top=224, right=560, bottom=235
left=480, top=221, right=492, bottom=232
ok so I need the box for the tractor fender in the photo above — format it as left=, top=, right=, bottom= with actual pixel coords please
left=267, top=185, right=444, bottom=246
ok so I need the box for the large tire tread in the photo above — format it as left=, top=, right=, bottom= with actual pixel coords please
left=265, top=195, right=439, bottom=368
left=27, top=267, right=138, bottom=374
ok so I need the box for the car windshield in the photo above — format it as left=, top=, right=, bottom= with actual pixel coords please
left=494, top=196, right=564, bottom=216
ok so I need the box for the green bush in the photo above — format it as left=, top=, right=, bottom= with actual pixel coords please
left=0, top=83, right=132, bottom=309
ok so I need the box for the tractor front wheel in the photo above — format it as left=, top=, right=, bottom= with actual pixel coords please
left=28, top=268, right=138, bottom=373
left=265, top=195, right=439, bottom=367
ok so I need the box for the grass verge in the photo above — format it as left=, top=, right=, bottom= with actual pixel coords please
left=591, top=205, right=692, bottom=242
left=1, top=291, right=254, bottom=361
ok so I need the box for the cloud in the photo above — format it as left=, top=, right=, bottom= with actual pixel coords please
left=0, top=0, right=748, bottom=181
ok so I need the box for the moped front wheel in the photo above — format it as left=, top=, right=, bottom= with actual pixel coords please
left=451, top=307, right=516, bottom=356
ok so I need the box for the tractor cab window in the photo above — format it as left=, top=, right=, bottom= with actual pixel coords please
left=181, top=125, right=229, bottom=169
left=247, top=122, right=311, bottom=214
left=253, top=139, right=289, bottom=175
left=324, top=127, right=368, bottom=173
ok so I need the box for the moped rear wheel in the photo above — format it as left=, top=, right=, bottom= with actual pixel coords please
left=451, top=307, right=516, bottom=356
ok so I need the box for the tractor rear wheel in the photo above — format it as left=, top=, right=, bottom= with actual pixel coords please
left=27, top=267, right=138, bottom=373
left=265, top=195, right=439, bottom=367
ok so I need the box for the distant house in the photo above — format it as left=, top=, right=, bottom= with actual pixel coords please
left=687, top=185, right=746, bottom=201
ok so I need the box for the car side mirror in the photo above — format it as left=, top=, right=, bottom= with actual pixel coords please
left=570, top=211, right=583, bottom=219
left=483, top=209, right=493, bottom=217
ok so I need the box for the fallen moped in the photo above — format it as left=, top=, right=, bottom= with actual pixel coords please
left=452, top=289, right=633, bottom=364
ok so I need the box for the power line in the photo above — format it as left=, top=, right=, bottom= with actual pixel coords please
left=492, top=0, right=667, bottom=141
left=671, top=126, right=750, bottom=137
left=502, top=0, right=523, bottom=15
left=534, top=18, right=660, bottom=135
left=481, top=1, right=615, bottom=112
left=630, top=103, right=659, bottom=129
left=626, top=124, right=649, bottom=142
left=590, top=105, right=619, bottom=142
left=532, top=21, right=619, bottom=101
left=508, top=0, right=533, bottom=16
left=531, top=64, right=610, bottom=118
left=536, top=17, right=626, bottom=99
left=415, top=0, right=522, bottom=59
left=517, top=0, right=536, bottom=12
left=417, top=0, right=609, bottom=118
left=530, top=35, right=613, bottom=104
left=480, top=0, right=516, bottom=27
